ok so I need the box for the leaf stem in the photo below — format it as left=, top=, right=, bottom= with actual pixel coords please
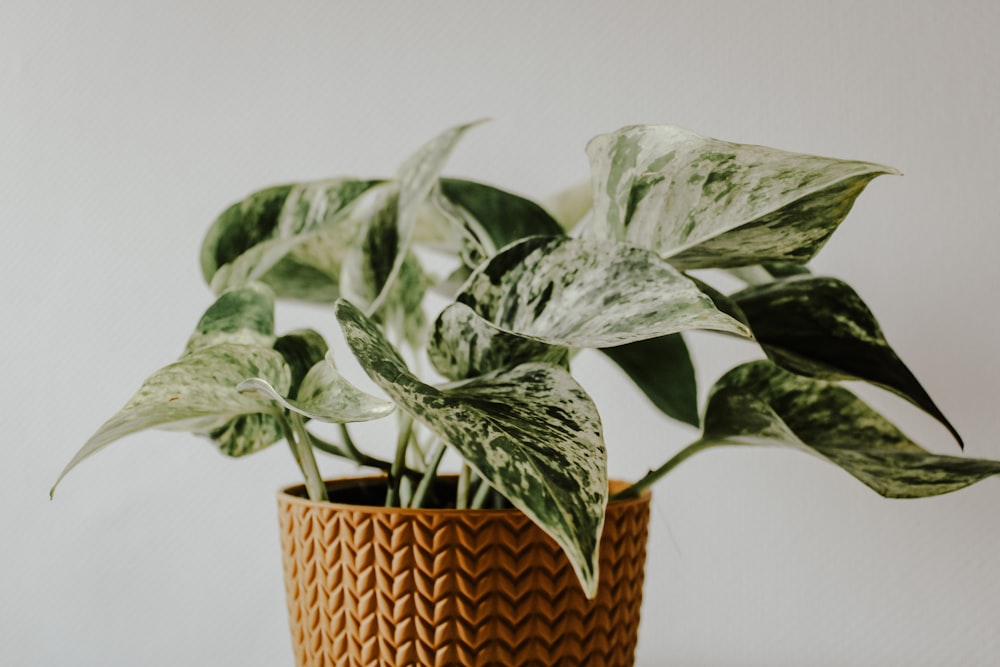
left=279, top=412, right=328, bottom=502
left=409, top=441, right=448, bottom=509
left=456, top=464, right=471, bottom=509
left=470, top=475, right=492, bottom=509
left=385, top=415, right=414, bottom=507
left=308, top=431, right=423, bottom=478
left=611, top=438, right=719, bottom=501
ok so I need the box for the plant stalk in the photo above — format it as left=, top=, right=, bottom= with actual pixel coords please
left=456, top=464, right=472, bottom=510
left=385, top=415, right=414, bottom=507
left=470, top=475, right=492, bottom=509
left=279, top=412, right=328, bottom=503
left=611, top=438, right=720, bottom=501
left=409, top=441, right=448, bottom=509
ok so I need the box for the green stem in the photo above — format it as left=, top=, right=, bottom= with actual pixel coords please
left=279, top=412, right=328, bottom=503
left=309, top=432, right=423, bottom=478
left=409, top=442, right=448, bottom=509
left=385, top=416, right=414, bottom=507
left=456, top=464, right=471, bottom=510
left=470, top=475, right=492, bottom=509
left=611, top=438, right=720, bottom=501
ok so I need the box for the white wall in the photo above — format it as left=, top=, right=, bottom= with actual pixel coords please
left=4, top=2, right=999, bottom=665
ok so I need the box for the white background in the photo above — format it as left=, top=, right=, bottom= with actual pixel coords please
left=4, top=2, right=1000, bottom=665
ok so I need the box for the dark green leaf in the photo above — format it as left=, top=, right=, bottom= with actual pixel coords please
left=733, top=275, right=962, bottom=447
left=601, top=334, right=699, bottom=427
left=702, top=361, right=999, bottom=498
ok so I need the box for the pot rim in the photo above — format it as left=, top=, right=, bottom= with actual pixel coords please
left=277, top=474, right=649, bottom=516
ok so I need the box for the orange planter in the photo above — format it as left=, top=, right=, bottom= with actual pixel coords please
left=277, top=476, right=651, bottom=667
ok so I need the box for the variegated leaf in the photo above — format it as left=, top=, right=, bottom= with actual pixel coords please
left=201, top=178, right=381, bottom=300
left=336, top=299, right=608, bottom=597
left=732, top=275, right=962, bottom=446
left=272, top=329, right=329, bottom=396
left=428, top=302, right=568, bottom=380
left=184, top=283, right=276, bottom=354
left=237, top=352, right=395, bottom=423
left=361, top=121, right=484, bottom=315
left=586, top=124, right=897, bottom=268
left=52, top=343, right=291, bottom=496
left=702, top=361, right=1000, bottom=498
left=600, top=334, right=699, bottom=427
left=456, top=236, right=750, bottom=347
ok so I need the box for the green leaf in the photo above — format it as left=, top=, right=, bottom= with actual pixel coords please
left=600, top=334, right=699, bottom=427
left=201, top=178, right=382, bottom=300
left=428, top=302, right=569, bottom=380
left=732, top=275, right=962, bottom=447
left=359, top=121, right=484, bottom=316
left=336, top=299, right=608, bottom=598
left=184, top=283, right=276, bottom=354
left=272, top=329, right=329, bottom=398
left=702, top=361, right=1000, bottom=498
left=52, top=343, right=291, bottom=496
left=586, top=124, right=897, bottom=268
left=237, top=353, right=395, bottom=423
left=438, top=178, right=563, bottom=262
left=456, top=236, right=750, bottom=347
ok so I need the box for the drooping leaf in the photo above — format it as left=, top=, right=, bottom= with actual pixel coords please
left=336, top=299, right=608, bottom=597
left=201, top=178, right=382, bottom=300
left=586, top=124, right=897, bottom=268
left=600, top=334, right=699, bottom=427
left=271, top=329, right=329, bottom=398
left=456, top=236, right=750, bottom=347
left=52, top=344, right=291, bottom=495
left=701, top=361, right=999, bottom=498
left=237, top=353, right=395, bottom=423
left=732, top=275, right=962, bottom=447
left=428, top=302, right=568, bottom=380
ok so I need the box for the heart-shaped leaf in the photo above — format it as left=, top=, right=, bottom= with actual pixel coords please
left=600, top=334, right=699, bottom=427
left=336, top=299, right=608, bottom=597
left=52, top=343, right=291, bottom=496
left=428, top=302, right=569, bottom=380
left=456, top=236, right=750, bottom=347
left=237, top=353, right=395, bottom=423
left=732, top=275, right=962, bottom=447
left=184, top=282, right=276, bottom=353
left=201, top=179, right=382, bottom=300
left=586, top=124, right=897, bottom=268
left=701, top=361, right=1000, bottom=498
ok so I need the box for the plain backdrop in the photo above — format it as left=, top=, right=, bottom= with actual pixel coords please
left=4, top=2, right=999, bottom=665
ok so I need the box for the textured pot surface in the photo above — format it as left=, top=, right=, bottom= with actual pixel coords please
left=277, top=476, right=651, bottom=667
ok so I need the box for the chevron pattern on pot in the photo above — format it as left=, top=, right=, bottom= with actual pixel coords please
left=277, top=478, right=651, bottom=667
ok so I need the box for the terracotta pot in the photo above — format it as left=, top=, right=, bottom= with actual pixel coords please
left=277, top=476, right=651, bottom=667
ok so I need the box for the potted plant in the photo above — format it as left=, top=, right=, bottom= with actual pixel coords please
left=52, top=121, right=1000, bottom=666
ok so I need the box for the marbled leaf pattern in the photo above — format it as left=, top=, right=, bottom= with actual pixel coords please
left=586, top=124, right=897, bottom=268
left=201, top=178, right=381, bottom=300
left=52, top=343, right=290, bottom=495
left=733, top=275, right=962, bottom=446
left=335, top=299, right=607, bottom=597
left=237, top=353, right=394, bottom=423
left=456, top=236, right=750, bottom=347
left=428, top=302, right=568, bottom=380
left=702, top=362, right=1000, bottom=498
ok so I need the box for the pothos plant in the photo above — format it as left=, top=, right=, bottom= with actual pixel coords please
left=52, top=121, right=1000, bottom=598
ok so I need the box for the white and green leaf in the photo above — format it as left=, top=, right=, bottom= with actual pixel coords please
left=456, top=236, right=750, bottom=347
left=732, top=275, right=962, bottom=446
left=701, top=361, right=1000, bottom=498
left=201, top=178, right=381, bottom=300
left=52, top=343, right=291, bottom=496
left=586, top=124, right=897, bottom=268
left=336, top=299, right=608, bottom=598
left=428, top=302, right=569, bottom=380
left=237, top=352, right=395, bottom=423
left=184, top=283, right=276, bottom=354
